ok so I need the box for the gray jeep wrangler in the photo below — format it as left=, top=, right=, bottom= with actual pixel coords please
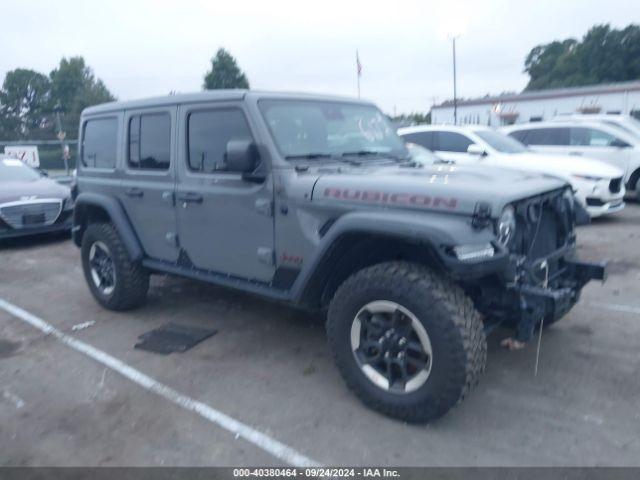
left=73, top=91, right=605, bottom=422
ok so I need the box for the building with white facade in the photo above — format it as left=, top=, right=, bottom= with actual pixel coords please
left=430, top=80, right=640, bottom=126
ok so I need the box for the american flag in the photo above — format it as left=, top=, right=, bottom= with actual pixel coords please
left=356, top=50, right=362, bottom=76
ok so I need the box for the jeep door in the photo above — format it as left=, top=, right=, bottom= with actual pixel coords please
left=119, top=107, right=179, bottom=262
left=175, top=103, right=275, bottom=282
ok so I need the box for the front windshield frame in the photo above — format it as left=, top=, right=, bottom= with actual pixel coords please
left=258, top=99, right=408, bottom=162
left=0, top=158, right=43, bottom=182
left=473, top=129, right=528, bottom=154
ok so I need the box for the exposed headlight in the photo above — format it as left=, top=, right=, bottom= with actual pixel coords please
left=497, top=205, right=516, bottom=246
left=572, top=174, right=604, bottom=182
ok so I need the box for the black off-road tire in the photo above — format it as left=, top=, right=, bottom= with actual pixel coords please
left=326, top=261, right=487, bottom=423
left=81, top=222, right=149, bottom=311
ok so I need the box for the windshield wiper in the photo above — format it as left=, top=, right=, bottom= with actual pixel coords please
left=341, top=150, right=408, bottom=162
left=285, top=153, right=334, bottom=160
left=285, top=152, right=363, bottom=166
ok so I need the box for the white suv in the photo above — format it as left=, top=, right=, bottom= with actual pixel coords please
left=501, top=120, right=640, bottom=201
left=398, top=125, right=625, bottom=218
left=551, top=114, right=640, bottom=139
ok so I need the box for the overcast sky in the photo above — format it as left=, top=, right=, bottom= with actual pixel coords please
left=1, top=0, right=638, bottom=114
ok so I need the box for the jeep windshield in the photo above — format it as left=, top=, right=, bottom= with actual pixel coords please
left=0, top=158, right=42, bottom=182
left=259, top=99, right=408, bottom=162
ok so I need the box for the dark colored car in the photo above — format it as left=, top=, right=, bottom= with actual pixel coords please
left=0, top=156, right=74, bottom=239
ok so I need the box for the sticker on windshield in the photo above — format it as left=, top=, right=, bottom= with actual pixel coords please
left=357, top=114, right=392, bottom=142
left=2, top=159, right=24, bottom=167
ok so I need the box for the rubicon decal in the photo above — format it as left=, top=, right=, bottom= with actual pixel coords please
left=323, top=188, right=458, bottom=210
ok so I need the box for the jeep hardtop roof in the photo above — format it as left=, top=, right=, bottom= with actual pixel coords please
left=82, top=90, right=375, bottom=116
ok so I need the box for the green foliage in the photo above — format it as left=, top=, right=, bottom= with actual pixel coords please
left=203, top=48, right=250, bottom=90
left=525, top=24, right=640, bottom=90
left=0, top=56, right=115, bottom=142
left=392, top=112, right=431, bottom=125
left=49, top=56, right=115, bottom=137
left=0, top=69, right=51, bottom=139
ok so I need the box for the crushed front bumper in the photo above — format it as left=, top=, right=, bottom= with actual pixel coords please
left=513, top=258, right=607, bottom=341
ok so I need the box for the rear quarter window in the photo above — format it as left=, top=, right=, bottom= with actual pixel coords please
left=508, top=130, right=529, bottom=143
left=82, top=117, right=118, bottom=169
left=401, top=131, right=435, bottom=150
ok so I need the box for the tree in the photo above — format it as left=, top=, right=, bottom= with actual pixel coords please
left=203, top=49, right=250, bottom=90
left=49, top=56, right=115, bottom=135
left=0, top=69, right=51, bottom=139
left=524, top=24, right=640, bottom=90
left=392, top=112, right=431, bottom=126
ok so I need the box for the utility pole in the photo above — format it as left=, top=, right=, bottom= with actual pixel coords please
left=53, top=103, right=70, bottom=174
left=452, top=36, right=458, bottom=125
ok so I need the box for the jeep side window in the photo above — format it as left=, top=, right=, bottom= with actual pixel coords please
left=435, top=132, right=473, bottom=152
left=81, top=117, right=118, bottom=169
left=128, top=113, right=171, bottom=170
left=402, top=132, right=435, bottom=150
left=187, top=109, right=253, bottom=173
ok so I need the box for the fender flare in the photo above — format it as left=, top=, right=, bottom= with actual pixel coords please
left=290, top=209, right=500, bottom=303
left=73, top=192, right=144, bottom=262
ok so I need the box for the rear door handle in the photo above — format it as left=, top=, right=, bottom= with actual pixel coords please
left=568, top=151, right=583, bottom=156
left=177, top=192, right=203, bottom=205
left=125, top=187, right=144, bottom=198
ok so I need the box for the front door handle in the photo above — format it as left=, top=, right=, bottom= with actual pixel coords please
left=177, top=192, right=203, bottom=206
left=568, top=151, right=583, bottom=156
left=125, top=187, right=144, bottom=198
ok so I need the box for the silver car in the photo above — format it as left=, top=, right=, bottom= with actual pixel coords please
left=0, top=156, right=74, bottom=239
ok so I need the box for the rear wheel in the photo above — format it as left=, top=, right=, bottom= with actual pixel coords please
left=327, top=261, right=487, bottom=423
left=81, top=222, right=149, bottom=311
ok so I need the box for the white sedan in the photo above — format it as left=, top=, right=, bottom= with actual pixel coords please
left=398, top=125, right=625, bottom=218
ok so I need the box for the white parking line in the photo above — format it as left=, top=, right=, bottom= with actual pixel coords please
left=588, top=301, right=640, bottom=316
left=0, top=297, right=320, bottom=467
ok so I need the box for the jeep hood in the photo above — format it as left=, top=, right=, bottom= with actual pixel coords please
left=311, top=164, right=567, bottom=216
left=0, top=177, right=70, bottom=204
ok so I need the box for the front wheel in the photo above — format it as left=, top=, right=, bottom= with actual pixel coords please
left=327, top=261, right=487, bottom=423
left=81, top=222, right=149, bottom=311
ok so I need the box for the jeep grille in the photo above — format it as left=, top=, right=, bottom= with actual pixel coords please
left=510, top=189, right=573, bottom=265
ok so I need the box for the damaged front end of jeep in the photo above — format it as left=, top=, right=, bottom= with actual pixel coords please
left=449, top=186, right=607, bottom=343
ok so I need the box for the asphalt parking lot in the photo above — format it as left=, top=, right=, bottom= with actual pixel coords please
left=1, top=205, right=639, bottom=467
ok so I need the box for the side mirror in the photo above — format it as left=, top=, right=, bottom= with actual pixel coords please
left=225, top=139, right=259, bottom=173
left=467, top=144, right=487, bottom=156
left=38, top=168, right=49, bottom=177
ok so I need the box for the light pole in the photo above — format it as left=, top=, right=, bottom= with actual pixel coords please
left=451, top=36, right=459, bottom=125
